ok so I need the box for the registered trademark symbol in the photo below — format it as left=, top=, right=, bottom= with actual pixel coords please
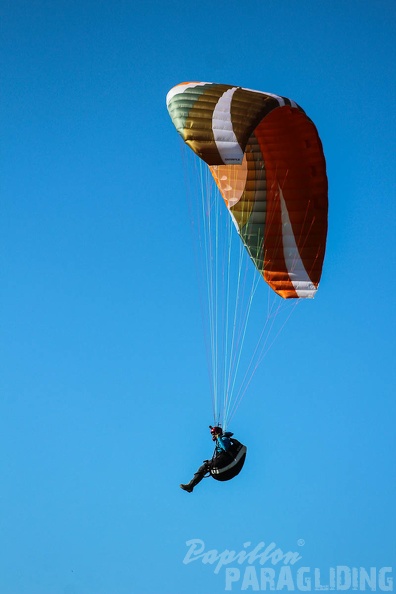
left=297, top=539, right=305, bottom=546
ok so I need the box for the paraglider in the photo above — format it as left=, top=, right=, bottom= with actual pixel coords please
left=180, top=426, right=247, bottom=493
left=167, top=81, right=328, bottom=488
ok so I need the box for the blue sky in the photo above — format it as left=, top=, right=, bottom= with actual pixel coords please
left=1, top=1, right=395, bottom=593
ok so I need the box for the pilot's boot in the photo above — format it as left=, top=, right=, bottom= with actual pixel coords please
left=180, top=481, right=194, bottom=492
left=180, top=463, right=208, bottom=493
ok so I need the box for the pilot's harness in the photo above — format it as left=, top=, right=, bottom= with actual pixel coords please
left=203, top=440, right=236, bottom=478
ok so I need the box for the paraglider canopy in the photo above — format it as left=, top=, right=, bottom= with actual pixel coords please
left=167, top=81, right=328, bottom=300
